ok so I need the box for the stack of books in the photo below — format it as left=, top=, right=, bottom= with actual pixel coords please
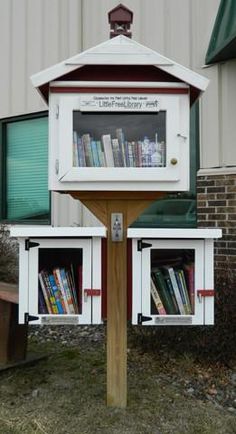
left=73, top=128, right=165, bottom=168
left=150, top=262, right=194, bottom=315
left=38, top=265, right=82, bottom=315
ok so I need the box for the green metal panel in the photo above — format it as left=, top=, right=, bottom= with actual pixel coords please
left=5, top=116, right=49, bottom=221
left=206, top=0, right=236, bottom=64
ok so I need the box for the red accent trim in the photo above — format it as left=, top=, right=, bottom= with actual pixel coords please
left=50, top=87, right=188, bottom=95
left=84, top=289, right=101, bottom=296
left=197, top=290, right=215, bottom=297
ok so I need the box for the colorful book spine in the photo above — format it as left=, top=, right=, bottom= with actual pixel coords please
left=73, top=131, right=79, bottom=166
left=184, top=263, right=195, bottom=313
left=166, top=267, right=185, bottom=315
left=101, top=134, right=114, bottom=167
left=38, top=272, right=53, bottom=314
left=164, top=275, right=180, bottom=314
left=175, top=270, right=189, bottom=314
left=77, top=135, right=86, bottom=167
left=150, top=277, right=166, bottom=314
left=96, top=140, right=106, bottom=167
left=116, top=128, right=126, bottom=166
left=91, top=140, right=100, bottom=167
left=111, top=138, right=121, bottom=167
left=41, top=270, right=58, bottom=314
left=66, top=268, right=79, bottom=314
left=49, top=274, right=65, bottom=314
left=53, top=268, right=69, bottom=314
left=60, top=268, right=75, bottom=314
left=178, top=269, right=192, bottom=314
left=152, top=269, right=176, bottom=314
left=82, top=134, right=93, bottom=166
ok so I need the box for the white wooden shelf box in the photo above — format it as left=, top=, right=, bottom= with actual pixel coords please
left=31, top=35, right=209, bottom=193
left=10, top=226, right=106, bottom=325
left=49, top=85, right=190, bottom=192
left=128, top=228, right=222, bottom=326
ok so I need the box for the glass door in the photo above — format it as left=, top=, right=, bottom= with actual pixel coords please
left=141, top=239, right=204, bottom=325
left=28, top=238, right=92, bottom=324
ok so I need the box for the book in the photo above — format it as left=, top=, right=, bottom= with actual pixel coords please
left=163, top=274, right=180, bottom=314
left=183, top=263, right=195, bottom=313
left=38, top=287, right=48, bottom=314
left=96, top=140, right=106, bottom=167
left=40, top=270, right=58, bottom=314
left=77, top=264, right=83, bottom=314
left=66, top=268, right=79, bottom=314
left=72, top=128, right=166, bottom=169
left=38, top=271, right=53, bottom=314
left=60, top=268, right=75, bottom=314
left=163, top=266, right=185, bottom=315
left=150, top=277, right=166, bottom=314
left=77, top=135, right=86, bottom=167
left=53, top=268, right=70, bottom=314
left=82, top=134, right=93, bottom=166
left=101, top=134, right=114, bottom=166
left=91, top=140, right=100, bottom=167
left=176, top=269, right=192, bottom=314
left=48, top=274, right=65, bottom=314
left=116, top=128, right=126, bottom=166
left=151, top=268, right=176, bottom=314
left=73, top=131, right=79, bottom=166
left=111, top=138, right=121, bottom=167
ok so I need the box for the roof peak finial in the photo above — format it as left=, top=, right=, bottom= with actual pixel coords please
left=108, top=4, right=133, bottom=38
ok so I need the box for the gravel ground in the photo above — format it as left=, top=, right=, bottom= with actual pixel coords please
left=28, top=324, right=236, bottom=415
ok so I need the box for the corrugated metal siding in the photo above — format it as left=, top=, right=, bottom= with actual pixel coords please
left=0, top=0, right=82, bottom=118
left=1, top=0, right=235, bottom=225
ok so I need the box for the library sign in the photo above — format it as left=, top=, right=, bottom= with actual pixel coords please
left=80, top=94, right=160, bottom=112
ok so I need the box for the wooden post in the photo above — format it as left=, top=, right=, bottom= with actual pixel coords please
left=71, top=191, right=165, bottom=407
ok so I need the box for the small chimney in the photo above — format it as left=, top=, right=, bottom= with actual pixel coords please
left=108, top=4, right=133, bottom=38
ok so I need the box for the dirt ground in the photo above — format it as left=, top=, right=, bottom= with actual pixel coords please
left=0, top=334, right=235, bottom=434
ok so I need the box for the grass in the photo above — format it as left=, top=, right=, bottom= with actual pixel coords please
left=0, top=340, right=235, bottom=434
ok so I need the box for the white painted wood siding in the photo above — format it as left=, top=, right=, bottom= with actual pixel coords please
left=1, top=0, right=235, bottom=225
left=0, top=0, right=82, bottom=117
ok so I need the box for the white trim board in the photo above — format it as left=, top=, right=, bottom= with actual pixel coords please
left=10, top=226, right=106, bottom=238
left=31, top=35, right=209, bottom=93
left=127, top=228, right=222, bottom=239
left=198, top=167, right=236, bottom=176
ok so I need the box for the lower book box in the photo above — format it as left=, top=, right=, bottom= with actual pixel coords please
left=10, top=226, right=106, bottom=325
left=128, top=228, right=222, bottom=326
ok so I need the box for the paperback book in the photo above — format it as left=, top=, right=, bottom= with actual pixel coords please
left=72, top=129, right=166, bottom=168
left=38, top=265, right=81, bottom=315
left=151, top=261, right=194, bottom=315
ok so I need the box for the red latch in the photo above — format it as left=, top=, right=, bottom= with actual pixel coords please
left=197, top=290, right=214, bottom=297
left=84, top=289, right=101, bottom=297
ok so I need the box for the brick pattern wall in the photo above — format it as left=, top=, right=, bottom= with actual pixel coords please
left=197, top=174, right=236, bottom=271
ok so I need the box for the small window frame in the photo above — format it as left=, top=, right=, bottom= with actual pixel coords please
left=0, top=111, right=50, bottom=224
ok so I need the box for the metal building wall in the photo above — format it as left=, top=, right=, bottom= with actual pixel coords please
left=1, top=0, right=236, bottom=225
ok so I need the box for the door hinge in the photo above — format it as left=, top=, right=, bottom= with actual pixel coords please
left=56, top=104, right=59, bottom=119
left=55, top=159, right=59, bottom=175
left=137, top=240, right=152, bottom=251
left=137, top=313, right=152, bottom=325
left=25, top=240, right=40, bottom=251
left=24, top=313, right=40, bottom=324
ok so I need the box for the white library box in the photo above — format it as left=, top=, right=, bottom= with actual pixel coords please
left=128, top=228, right=222, bottom=326
left=10, top=226, right=106, bottom=325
